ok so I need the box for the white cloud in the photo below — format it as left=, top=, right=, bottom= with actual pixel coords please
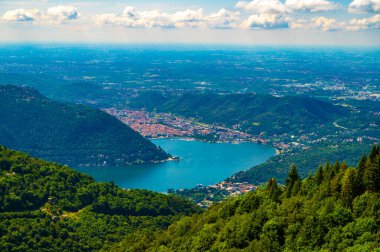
left=94, top=7, right=239, bottom=29
left=236, top=0, right=289, bottom=14
left=170, top=8, right=204, bottom=23
left=346, top=14, right=380, bottom=29
left=133, top=10, right=172, bottom=28
left=123, top=6, right=137, bottom=18
left=2, top=8, right=43, bottom=22
left=289, top=16, right=343, bottom=30
left=205, top=9, right=240, bottom=28
left=242, top=13, right=290, bottom=29
left=93, top=13, right=129, bottom=26
left=236, top=0, right=339, bottom=13
left=1, top=5, right=79, bottom=24
left=94, top=11, right=171, bottom=29
left=169, top=8, right=205, bottom=28
left=94, top=10, right=173, bottom=29
left=348, top=0, right=380, bottom=13
left=47, top=5, right=79, bottom=20
left=312, top=16, right=342, bottom=30
left=290, top=14, right=380, bottom=31
left=285, top=0, right=339, bottom=12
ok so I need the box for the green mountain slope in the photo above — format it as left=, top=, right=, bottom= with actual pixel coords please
left=0, top=85, right=169, bottom=166
left=130, top=92, right=345, bottom=136
left=113, top=146, right=380, bottom=252
left=230, top=143, right=373, bottom=184
left=0, top=146, right=199, bottom=251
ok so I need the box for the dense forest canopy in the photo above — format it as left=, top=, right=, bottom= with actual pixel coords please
left=113, top=146, right=380, bottom=252
left=0, top=85, right=169, bottom=166
left=0, top=145, right=199, bottom=251
left=230, top=143, right=373, bottom=184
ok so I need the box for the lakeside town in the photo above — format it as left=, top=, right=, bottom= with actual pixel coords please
left=170, top=181, right=260, bottom=208
left=103, top=108, right=268, bottom=144
left=103, top=106, right=378, bottom=155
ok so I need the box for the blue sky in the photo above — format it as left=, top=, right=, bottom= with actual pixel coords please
left=0, top=0, right=379, bottom=45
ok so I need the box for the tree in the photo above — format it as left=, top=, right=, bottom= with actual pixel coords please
left=266, top=178, right=282, bottom=202
left=286, top=165, right=300, bottom=198
left=291, top=180, right=302, bottom=197
left=332, top=161, right=340, bottom=174
left=356, top=154, right=367, bottom=193
left=364, top=156, right=380, bottom=192
left=340, top=161, right=348, bottom=171
left=368, top=145, right=379, bottom=163
left=357, top=154, right=367, bottom=178
left=315, top=165, right=324, bottom=185
left=341, top=168, right=358, bottom=207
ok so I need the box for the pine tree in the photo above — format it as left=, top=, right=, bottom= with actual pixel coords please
left=341, top=168, right=358, bottom=207
left=364, top=155, right=380, bottom=192
left=357, top=154, right=367, bottom=178
left=286, top=164, right=300, bottom=198
left=332, top=161, right=340, bottom=174
left=323, top=161, right=336, bottom=180
left=369, top=145, right=379, bottom=162
left=315, top=165, right=324, bottom=185
left=286, top=164, right=300, bottom=185
left=324, top=161, right=331, bottom=172
left=340, top=161, right=348, bottom=171
left=357, top=154, right=367, bottom=193
left=291, top=180, right=301, bottom=197
left=267, top=178, right=281, bottom=202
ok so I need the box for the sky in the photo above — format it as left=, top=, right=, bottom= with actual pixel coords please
left=0, top=0, right=379, bottom=46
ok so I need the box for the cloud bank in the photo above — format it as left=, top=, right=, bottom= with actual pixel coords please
left=1, top=2, right=379, bottom=32
left=235, top=0, right=339, bottom=13
left=1, top=5, right=79, bottom=24
left=349, top=0, right=380, bottom=13
left=93, top=7, right=240, bottom=29
left=242, top=14, right=290, bottom=29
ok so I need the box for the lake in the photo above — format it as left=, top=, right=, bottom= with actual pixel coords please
left=75, top=138, right=275, bottom=192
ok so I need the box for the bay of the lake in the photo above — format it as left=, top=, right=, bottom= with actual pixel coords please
left=75, top=138, right=275, bottom=192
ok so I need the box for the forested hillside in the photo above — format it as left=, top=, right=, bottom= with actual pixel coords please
left=113, top=146, right=380, bottom=251
left=0, top=85, right=169, bottom=166
left=230, top=143, right=372, bottom=184
left=129, top=92, right=344, bottom=136
left=0, top=146, right=199, bottom=251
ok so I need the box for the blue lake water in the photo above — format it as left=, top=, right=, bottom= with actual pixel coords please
left=75, top=138, right=275, bottom=192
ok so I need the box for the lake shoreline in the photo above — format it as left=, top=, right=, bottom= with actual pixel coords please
left=75, top=138, right=275, bottom=192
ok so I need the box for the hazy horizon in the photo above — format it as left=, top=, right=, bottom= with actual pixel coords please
left=1, top=0, right=379, bottom=46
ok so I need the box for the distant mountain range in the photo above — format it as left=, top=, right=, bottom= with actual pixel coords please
left=129, top=92, right=345, bottom=136
left=0, top=85, right=169, bottom=166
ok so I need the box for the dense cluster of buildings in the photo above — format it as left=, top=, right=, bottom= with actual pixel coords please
left=207, top=181, right=258, bottom=196
left=174, top=181, right=259, bottom=208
